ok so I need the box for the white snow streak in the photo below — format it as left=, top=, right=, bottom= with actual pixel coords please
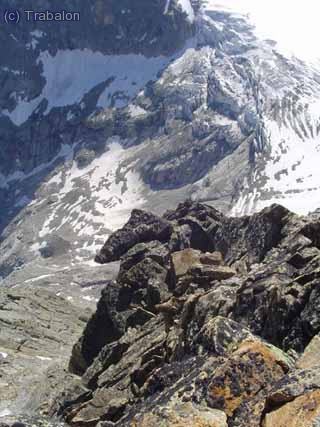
left=177, top=0, right=195, bottom=22
left=38, top=139, right=147, bottom=252
left=233, top=97, right=320, bottom=215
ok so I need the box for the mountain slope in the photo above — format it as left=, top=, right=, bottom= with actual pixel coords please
left=1, top=0, right=320, bottom=285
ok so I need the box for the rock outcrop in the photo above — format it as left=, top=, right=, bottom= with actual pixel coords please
left=0, top=285, right=91, bottom=425
left=55, top=201, right=320, bottom=426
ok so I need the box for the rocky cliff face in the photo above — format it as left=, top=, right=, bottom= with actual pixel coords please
left=1, top=0, right=320, bottom=287
left=51, top=201, right=320, bottom=427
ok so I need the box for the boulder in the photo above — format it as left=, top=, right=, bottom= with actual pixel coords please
left=207, top=339, right=292, bottom=418
left=128, top=402, right=227, bottom=427
left=119, top=241, right=170, bottom=275
left=171, top=249, right=224, bottom=279
left=232, top=267, right=320, bottom=351
left=178, top=217, right=215, bottom=252
left=263, top=390, right=320, bottom=427
left=95, top=210, right=173, bottom=264
left=200, top=252, right=224, bottom=266
left=193, top=316, right=254, bottom=356
left=164, top=201, right=224, bottom=225
left=168, top=224, right=193, bottom=252
left=297, top=334, right=320, bottom=370
left=118, top=257, right=168, bottom=290
left=287, top=247, right=320, bottom=269
left=66, top=318, right=167, bottom=426
left=171, top=248, right=202, bottom=277
left=190, top=279, right=241, bottom=326
left=265, top=367, right=320, bottom=407
left=210, top=204, right=291, bottom=265
left=191, top=265, right=236, bottom=282
left=69, top=282, right=126, bottom=375
left=260, top=354, right=320, bottom=426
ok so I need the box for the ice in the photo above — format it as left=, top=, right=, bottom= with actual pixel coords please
left=3, top=49, right=170, bottom=126
left=232, top=96, right=320, bottom=216
left=255, top=117, right=320, bottom=214
left=27, top=30, right=45, bottom=49
left=67, top=110, right=75, bottom=121
left=97, top=53, right=169, bottom=108
left=2, top=95, right=42, bottom=127
left=47, top=170, right=63, bottom=186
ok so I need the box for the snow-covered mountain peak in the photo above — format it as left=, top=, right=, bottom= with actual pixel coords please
left=201, top=0, right=320, bottom=65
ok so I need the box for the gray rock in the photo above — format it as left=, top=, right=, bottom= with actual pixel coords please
left=95, top=210, right=173, bottom=264
left=0, top=285, right=89, bottom=419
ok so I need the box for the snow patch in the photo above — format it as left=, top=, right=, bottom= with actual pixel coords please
left=38, top=139, right=147, bottom=244
left=25, top=273, right=54, bottom=283
left=177, top=0, right=195, bottom=22
left=164, top=0, right=171, bottom=14
left=34, top=139, right=148, bottom=263
left=128, top=104, right=148, bottom=117
left=82, top=295, right=97, bottom=302
left=2, top=95, right=42, bottom=127
left=232, top=96, right=320, bottom=215
left=36, top=356, right=52, bottom=361
left=26, top=30, right=45, bottom=49
left=3, top=49, right=169, bottom=125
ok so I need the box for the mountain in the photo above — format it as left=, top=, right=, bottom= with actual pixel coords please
left=1, top=0, right=320, bottom=285
left=1, top=1, right=320, bottom=423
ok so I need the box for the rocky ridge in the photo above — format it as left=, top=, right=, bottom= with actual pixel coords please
left=53, top=200, right=320, bottom=426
